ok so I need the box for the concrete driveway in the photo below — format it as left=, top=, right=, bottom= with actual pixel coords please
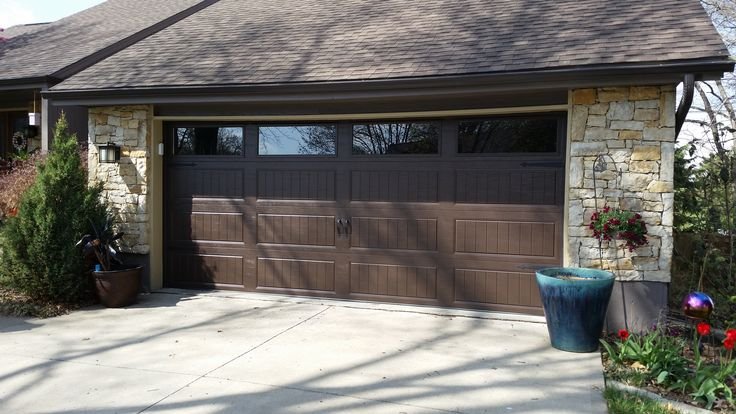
left=0, top=290, right=607, bottom=413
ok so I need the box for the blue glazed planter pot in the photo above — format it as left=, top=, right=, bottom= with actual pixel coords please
left=535, top=267, right=615, bottom=353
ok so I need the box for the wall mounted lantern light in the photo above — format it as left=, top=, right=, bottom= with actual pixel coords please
left=98, top=142, right=121, bottom=163
left=29, top=91, right=41, bottom=126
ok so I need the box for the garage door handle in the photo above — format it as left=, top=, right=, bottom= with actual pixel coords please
left=520, top=161, right=563, bottom=168
left=345, top=219, right=352, bottom=235
left=336, top=219, right=345, bottom=236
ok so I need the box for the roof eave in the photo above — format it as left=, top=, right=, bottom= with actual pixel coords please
left=0, top=77, right=57, bottom=91
left=44, top=58, right=735, bottom=106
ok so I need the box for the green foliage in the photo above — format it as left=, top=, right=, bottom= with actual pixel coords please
left=602, top=326, right=736, bottom=410
left=673, top=142, right=736, bottom=329
left=0, top=113, right=106, bottom=303
left=603, top=387, right=678, bottom=414
left=601, top=330, right=689, bottom=388
left=674, top=145, right=736, bottom=235
left=674, top=146, right=702, bottom=233
left=684, top=362, right=735, bottom=410
left=671, top=235, right=736, bottom=328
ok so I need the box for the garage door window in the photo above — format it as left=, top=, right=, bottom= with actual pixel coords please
left=174, top=127, right=244, bottom=155
left=458, top=117, right=559, bottom=154
left=352, top=122, right=439, bottom=155
left=258, top=125, right=337, bottom=155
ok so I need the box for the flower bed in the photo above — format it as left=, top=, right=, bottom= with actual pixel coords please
left=601, top=321, right=736, bottom=411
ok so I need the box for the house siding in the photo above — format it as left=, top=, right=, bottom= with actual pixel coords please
left=567, top=85, right=675, bottom=283
left=88, top=105, right=152, bottom=254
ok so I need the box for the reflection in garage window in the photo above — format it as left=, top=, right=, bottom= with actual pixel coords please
left=258, top=125, right=336, bottom=155
left=458, top=118, right=559, bottom=153
left=175, top=127, right=243, bottom=155
left=352, top=123, right=439, bottom=155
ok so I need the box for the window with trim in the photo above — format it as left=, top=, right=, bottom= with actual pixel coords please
left=174, top=127, right=244, bottom=155
left=352, top=122, right=439, bottom=155
left=458, top=117, right=560, bottom=154
left=258, top=125, right=336, bottom=155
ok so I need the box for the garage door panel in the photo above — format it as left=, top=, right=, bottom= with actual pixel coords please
left=170, top=168, right=244, bottom=199
left=456, top=169, right=561, bottom=205
left=169, top=197, right=246, bottom=213
left=257, top=258, right=335, bottom=291
left=455, top=220, right=556, bottom=257
left=168, top=252, right=244, bottom=286
left=171, top=212, right=245, bottom=243
left=258, top=170, right=335, bottom=200
left=165, top=117, right=565, bottom=313
left=351, top=217, right=437, bottom=251
left=454, top=269, right=541, bottom=307
left=257, top=214, right=336, bottom=246
left=351, top=170, right=438, bottom=202
left=350, top=262, right=437, bottom=299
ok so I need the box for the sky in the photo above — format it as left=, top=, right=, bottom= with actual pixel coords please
left=0, top=0, right=105, bottom=29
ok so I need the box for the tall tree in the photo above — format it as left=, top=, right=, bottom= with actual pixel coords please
left=678, top=0, right=736, bottom=279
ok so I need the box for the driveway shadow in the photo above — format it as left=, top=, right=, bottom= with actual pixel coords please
left=0, top=317, right=38, bottom=333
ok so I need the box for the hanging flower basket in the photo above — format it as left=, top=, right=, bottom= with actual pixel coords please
left=588, top=206, right=648, bottom=252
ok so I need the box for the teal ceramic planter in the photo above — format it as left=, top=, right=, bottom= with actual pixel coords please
left=535, top=267, right=615, bottom=353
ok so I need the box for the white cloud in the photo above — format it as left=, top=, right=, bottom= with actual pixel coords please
left=0, top=0, right=37, bottom=29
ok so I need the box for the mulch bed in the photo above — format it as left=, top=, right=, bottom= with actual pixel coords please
left=0, top=287, right=84, bottom=318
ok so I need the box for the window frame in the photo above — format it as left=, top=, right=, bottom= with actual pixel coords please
left=455, top=113, right=566, bottom=158
left=256, top=123, right=338, bottom=157
left=170, top=124, right=246, bottom=158
left=349, top=120, right=442, bottom=157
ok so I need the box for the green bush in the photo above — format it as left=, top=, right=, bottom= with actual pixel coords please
left=0, top=113, right=106, bottom=303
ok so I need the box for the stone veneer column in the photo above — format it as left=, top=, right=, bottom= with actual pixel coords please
left=568, top=86, right=676, bottom=282
left=88, top=105, right=151, bottom=254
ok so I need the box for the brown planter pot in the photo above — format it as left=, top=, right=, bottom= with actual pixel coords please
left=93, top=265, right=142, bottom=308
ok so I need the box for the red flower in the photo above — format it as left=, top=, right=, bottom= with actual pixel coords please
left=618, top=329, right=629, bottom=341
left=697, top=322, right=711, bottom=336
left=726, top=329, right=736, bottom=341
left=724, top=338, right=735, bottom=351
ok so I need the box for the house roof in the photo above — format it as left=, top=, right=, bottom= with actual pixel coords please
left=51, top=0, right=732, bottom=93
left=2, top=23, right=52, bottom=39
left=0, top=0, right=212, bottom=86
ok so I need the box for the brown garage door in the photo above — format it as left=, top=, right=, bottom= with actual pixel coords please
left=165, top=115, right=565, bottom=314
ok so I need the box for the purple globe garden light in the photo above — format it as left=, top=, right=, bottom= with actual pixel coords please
left=681, top=291, right=714, bottom=320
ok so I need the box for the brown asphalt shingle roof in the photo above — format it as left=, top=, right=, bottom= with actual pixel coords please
left=54, top=0, right=730, bottom=91
left=0, top=0, right=206, bottom=82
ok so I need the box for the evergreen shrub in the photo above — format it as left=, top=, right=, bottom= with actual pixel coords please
left=0, top=114, right=106, bottom=303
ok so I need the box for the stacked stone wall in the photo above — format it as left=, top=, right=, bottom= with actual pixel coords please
left=569, top=86, right=675, bottom=282
left=88, top=106, right=151, bottom=254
